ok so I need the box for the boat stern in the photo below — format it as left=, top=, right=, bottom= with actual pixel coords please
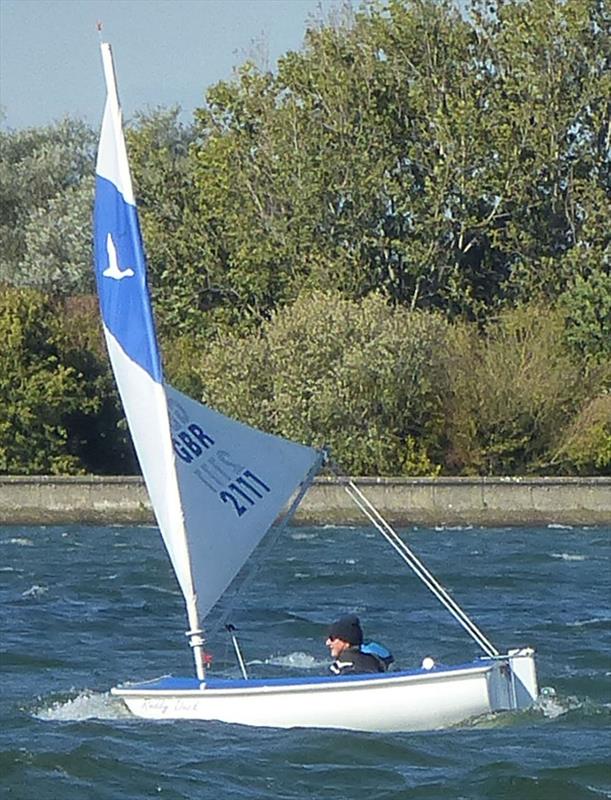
left=487, top=647, right=539, bottom=712
left=508, top=647, right=539, bottom=707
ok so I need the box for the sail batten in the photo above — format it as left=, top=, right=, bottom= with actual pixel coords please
left=94, top=43, right=320, bottom=651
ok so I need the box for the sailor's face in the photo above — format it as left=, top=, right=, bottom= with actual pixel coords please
left=326, top=636, right=350, bottom=659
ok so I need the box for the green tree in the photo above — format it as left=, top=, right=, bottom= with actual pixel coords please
left=168, top=291, right=447, bottom=475
left=0, top=118, right=95, bottom=293
left=0, top=288, right=136, bottom=475
left=125, top=108, right=206, bottom=335
left=0, top=288, right=89, bottom=473
left=552, top=395, right=611, bottom=475
left=442, top=305, right=588, bottom=474
left=158, top=0, right=607, bottom=334
left=471, top=0, right=611, bottom=303
left=559, top=268, right=611, bottom=365
left=11, top=177, right=94, bottom=294
left=55, top=295, right=138, bottom=474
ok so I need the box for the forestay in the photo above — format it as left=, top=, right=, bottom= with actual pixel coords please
left=93, top=44, right=321, bottom=675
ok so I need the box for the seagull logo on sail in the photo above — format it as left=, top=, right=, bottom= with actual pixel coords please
left=103, top=233, right=135, bottom=280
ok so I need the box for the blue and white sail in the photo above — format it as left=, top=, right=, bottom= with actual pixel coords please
left=93, top=43, right=321, bottom=677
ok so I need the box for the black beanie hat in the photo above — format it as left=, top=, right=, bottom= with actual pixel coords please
left=327, top=614, right=363, bottom=646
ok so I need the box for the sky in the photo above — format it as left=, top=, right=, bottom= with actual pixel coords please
left=0, top=0, right=351, bottom=130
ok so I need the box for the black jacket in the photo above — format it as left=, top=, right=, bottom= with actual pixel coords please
left=330, top=646, right=386, bottom=676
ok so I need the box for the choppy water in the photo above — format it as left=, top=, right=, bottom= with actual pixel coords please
left=1, top=524, right=610, bottom=799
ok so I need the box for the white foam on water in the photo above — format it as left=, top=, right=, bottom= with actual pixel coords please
left=585, top=785, right=611, bottom=798
left=434, top=525, right=474, bottom=532
left=550, top=552, right=587, bottom=561
left=263, top=651, right=326, bottom=670
left=1, top=537, right=34, bottom=547
left=21, top=584, right=48, bottom=598
left=34, top=690, right=133, bottom=721
left=566, top=617, right=611, bottom=628
left=289, top=532, right=318, bottom=540
left=467, top=687, right=589, bottom=728
left=320, top=524, right=358, bottom=531
left=133, top=583, right=181, bottom=597
left=548, top=523, right=574, bottom=530
left=534, top=686, right=583, bottom=719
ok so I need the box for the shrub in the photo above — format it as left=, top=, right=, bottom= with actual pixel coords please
left=559, top=269, right=611, bottom=365
left=55, top=296, right=137, bottom=474
left=174, top=291, right=448, bottom=475
left=551, top=395, right=611, bottom=475
left=0, top=288, right=87, bottom=474
left=443, top=305, right=586, bottom=474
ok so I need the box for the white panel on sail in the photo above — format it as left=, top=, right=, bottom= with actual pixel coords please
left=103, top=332, right=192, bottom=597
left=94, top=43, right=195, bottom=616
left=166, top=385, right=321, bottom=620
left=95, top=42, right=321, bottom=644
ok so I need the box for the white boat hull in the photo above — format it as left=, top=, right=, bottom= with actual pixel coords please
left=112, top=648, right=538, bottom=732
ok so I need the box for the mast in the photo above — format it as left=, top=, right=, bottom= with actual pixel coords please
left=95, top=42, right=321, bottom=682
left=95, top=41, right=206, bottom=681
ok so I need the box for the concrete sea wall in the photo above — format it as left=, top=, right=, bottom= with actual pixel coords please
left=0, top=475, right=609, bottom=526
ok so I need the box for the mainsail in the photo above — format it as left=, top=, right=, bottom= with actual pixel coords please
left=93, top=43, right=321, bottom=676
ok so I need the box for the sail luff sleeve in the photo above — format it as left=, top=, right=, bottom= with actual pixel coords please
left=95, top=42, right=322, bottom=633
left=94, top=43, right=197, bottom=615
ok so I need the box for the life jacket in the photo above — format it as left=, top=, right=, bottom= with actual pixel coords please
left=360, top=641, right=394, bottom=670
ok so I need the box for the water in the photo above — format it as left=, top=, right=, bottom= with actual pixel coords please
left=1, top=524, right=610, bottom=799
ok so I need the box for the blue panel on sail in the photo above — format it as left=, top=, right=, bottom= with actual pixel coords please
left=93, top=174, right=162, bottom=383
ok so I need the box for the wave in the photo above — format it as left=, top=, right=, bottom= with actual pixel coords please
left=33, top=690, right=132, bottom=722
left=566, top=617, right=611, bottom=628
left=320, top=524, right=359, bottom=531
left=434, top=525, right=474, bottom=531
left=460, top=686, right=611, bottom=731
left=21, top=584, right=48, bottom=599
left=1, top=537, right=34, bottom=547
left=550, top=552, right=587, bottom=561
left=130, top=583, right=181, bottom=597
left=533, top=686, right=579, bottom=719
left=248, top=651, right=327, bottom=670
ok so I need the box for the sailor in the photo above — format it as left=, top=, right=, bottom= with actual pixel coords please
left=326, top=614, right=390, bottom=675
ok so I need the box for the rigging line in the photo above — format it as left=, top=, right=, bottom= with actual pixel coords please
left=344, top=479, right=499, bottom=657
left=342, top=481, right=498, bottom=657
left=342, top=481, right=499, bottom=657
left=331, top=464, right=499, bottom=657
left=342, top=483, right=498, bottom=655
left=211, top=451, right=325, bottom=635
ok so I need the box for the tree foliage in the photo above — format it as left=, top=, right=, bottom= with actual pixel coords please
left=0, top=118, right=95, bottom=293
left=171, top=291, right=446, bottom=475
left=559, top=268, right=611, bottom=365
left=442, top=306, right=588, bottom=474
left=0, top=288, right=135, bottom=474
left=0, top=288, right=89, bottom=473
left=137, top=0, right=610, bottom=335
left=1, top=0, right=609, bottom=476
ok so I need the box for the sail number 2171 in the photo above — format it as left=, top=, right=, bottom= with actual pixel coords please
left=220, top=470, right=271, bottom=517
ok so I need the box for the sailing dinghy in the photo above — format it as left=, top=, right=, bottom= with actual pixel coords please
left=94, top=42, right=539, bottom=732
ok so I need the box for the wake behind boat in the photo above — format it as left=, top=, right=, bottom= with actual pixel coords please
left=93, top=41, right=539, bottom=732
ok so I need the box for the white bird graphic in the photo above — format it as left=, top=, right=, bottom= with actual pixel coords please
left=103, top=233, right=135, bottom=280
